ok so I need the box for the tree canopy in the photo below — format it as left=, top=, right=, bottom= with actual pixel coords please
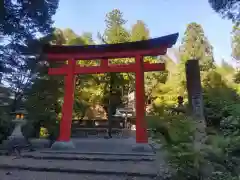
left=0, top=0, right=59, bottom=38
left=208, top=0, right=240, bottom=22
left=180, top=22, right=215, bottom=71
left=232, top=24, right=240, bottom=61
left=0, top=0, right=59, bottom=111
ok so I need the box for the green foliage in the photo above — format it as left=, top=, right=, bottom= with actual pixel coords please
left=0, top=0, right=59, bottom=79
left=131, top=20, right=149, bottom=41
left=52, top=28, right=66, bottom=45
left=73, top=99, right=90, bottom=120
left=232, top=24, right=240, bottom=62
left=234, top=70, right=240, bottom=83
left=0, top=0, right=59, bottom=37
left=207, top=102, right=240, bottom=178
left=44, top=113, right=60, bottom=145
left=150, top=113, right=240, bottom=179
left=181, top=22, right=215, bottom=71
left=103, top=9, right=130, bottom=44
left=62, top=28, right=78, bottom=42
left=24, top=76, right=62, bottom=140
left=202, top=70, right=239, bottom=127
left=217, top=59, right=235, bottom=83
left=0, top=109, right=13, bottom=144
left=221, top=59, right=235, bottom=74
left=148, top=115, right=209, bottom=179
left=145, top=21, right=240, bottom=179
left=147, top=64, right=240, bottom=179
left=99, top=9, right=132, bottom=114
left=151, top=97, right=167, bottom=115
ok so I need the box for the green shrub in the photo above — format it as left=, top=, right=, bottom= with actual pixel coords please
left=46, top=119, right=60, bottom=146
left=0, top=111, right=14, bottom=144
left=39, top=127, right=48, bottom=138
left=150, top=111, right=240, bottom=180
left=156, top=116, right=208, bottom=180
left=22, top=111, right=60, bottom=146
left=152, top=97, right=166, bottom=116
left=146, top=115, right=164, bottom=129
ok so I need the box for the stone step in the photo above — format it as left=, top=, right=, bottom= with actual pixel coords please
left=19, top=151, right=155, bottom=162
left=0, top=156, right=158, bottom=178
left=40, top=150, right=155, bottom=156
left=49, top=138, right=153, bottom=154
left=0, top=170, right=154, bottom=180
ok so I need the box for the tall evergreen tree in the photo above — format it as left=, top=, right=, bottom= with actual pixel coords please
left=181, top=22, right=215, bottom=71
left=98, top=9, right=130, bottom=126
left=232, top=24, right=240, bottom=62
left=232, top=24, right=240, bottom=83
left=130, top=20, right=168, bottom=100
left=81, top=32, right=94, bottom=45
left=131, top=20, right=149, bottom=41
left=52, top=28, right=66, bottom=45
left=63, top=28, right=78, bottom=43
left=103, top=9, right=130, bottom=44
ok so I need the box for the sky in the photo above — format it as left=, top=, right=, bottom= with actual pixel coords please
left=53, top=0, right=234, bottom=65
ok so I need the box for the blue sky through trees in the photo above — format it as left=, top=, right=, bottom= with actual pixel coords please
left=53, top=0, right=234, bottom=65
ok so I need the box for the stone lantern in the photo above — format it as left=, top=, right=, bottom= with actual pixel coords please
left=11, top=109, right=27, bottom=120
left=9, top=109, right=28, bottom=139
left=7, top=109, right=32, bottom=155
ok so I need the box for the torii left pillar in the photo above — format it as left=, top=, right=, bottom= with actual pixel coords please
left=51, top=59, right=76, bottom=150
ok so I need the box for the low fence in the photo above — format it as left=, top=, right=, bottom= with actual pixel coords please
left=71, top=117, right=136, bottom=138
left=71, top=117, right=136, bottom=129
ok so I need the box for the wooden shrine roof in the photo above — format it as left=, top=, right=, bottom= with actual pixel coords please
left=43, top=33, right=179, bottom=55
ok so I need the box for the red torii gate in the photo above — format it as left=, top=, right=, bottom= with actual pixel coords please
left=43, top=33, right=178, bottom=146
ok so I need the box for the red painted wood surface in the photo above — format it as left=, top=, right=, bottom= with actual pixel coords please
left=48, top=63, right=165, bottom=75
left=46, top=47, right=167, bottom=60
left=135, top=55, right=148, bottom=143
left=57, top=59, right=76, bottom=141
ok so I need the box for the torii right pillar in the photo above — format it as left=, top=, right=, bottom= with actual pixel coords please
left=135, top=55, right=148, bottom=143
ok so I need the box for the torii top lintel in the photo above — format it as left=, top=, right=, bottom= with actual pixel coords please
left=43, top=33, right=179, bottom=60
